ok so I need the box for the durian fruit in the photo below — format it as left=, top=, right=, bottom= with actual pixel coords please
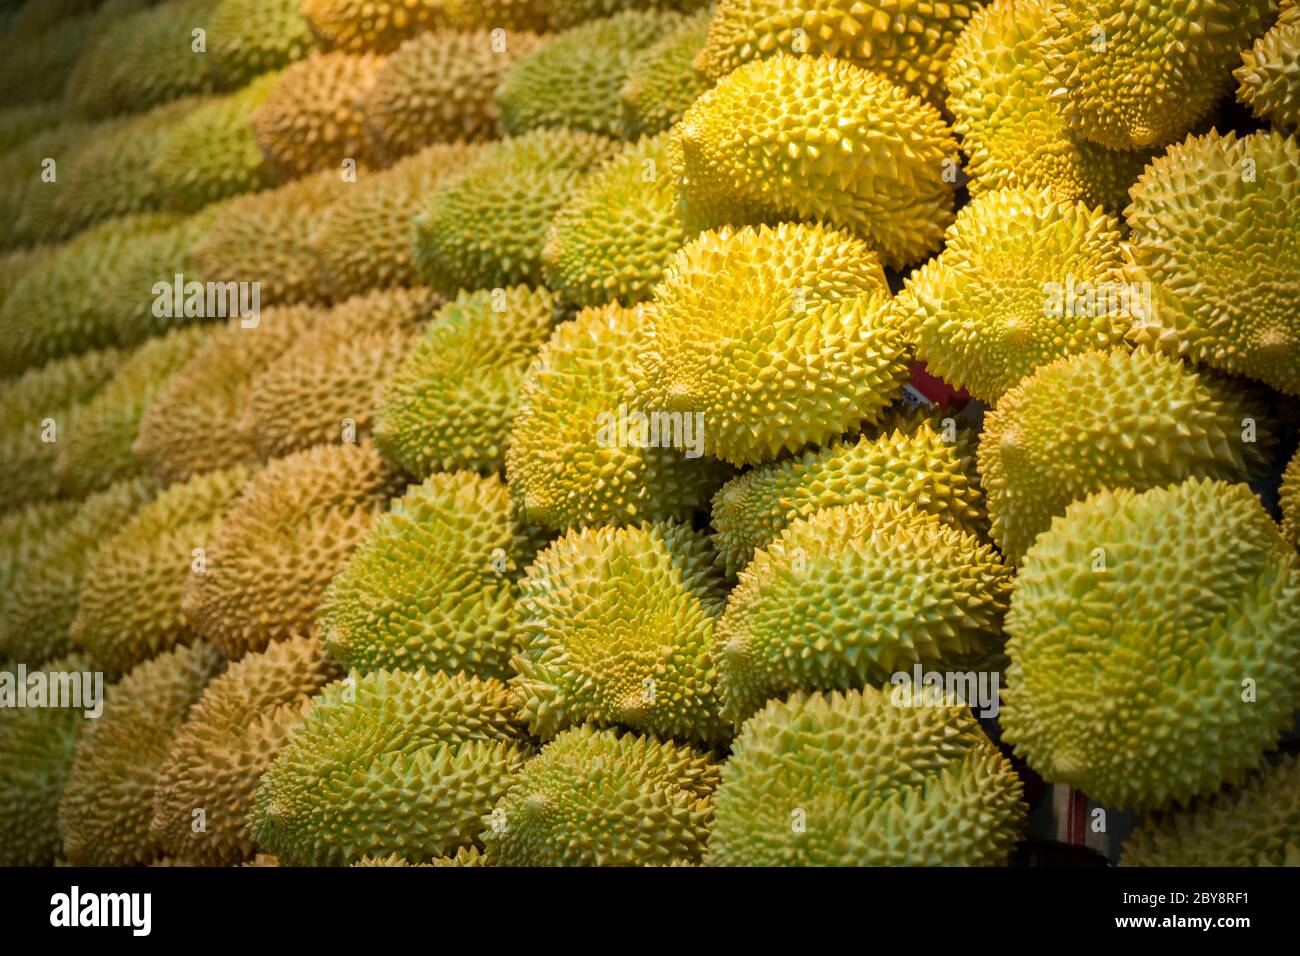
left=978, top=349, right=1276, bottom=564
left=0, top=500, right=82, bottom=614
left=1002, top=479, right=1300, bottom=810
left=0, top=245, right=47, bottom=312
left=543, top=132, right=686, bottom=308
left=481, top=725, right=717, bottom=866
left=374, top=285, right=558, bottom=476
left=183, top=441, right=406, bottom=658
left=53, top=325, right=209, bottom=497
left=0, top=13, right=102, bottom=108
left=362, top=29, right=545, bottom=159
left=72, top=466, right=252, bottom=675
left=208, top=0, right=314, bottom=87
left=0, top=654, right=91, bottom=866
left=351, top=846, right=486, bottom=866
left=193, top=170, right=350, bottom=306
left=506, top=302, right=727, bottom=531
left=250, top=51, right=386, bottom=178
left=1041, top=0, right=1278, bottom=151
left=715, top=501, right=1013, bottom=724
left=134, top=307, right=318, bottom=484
left=710, top=411, right=988, bottom=576
left=0, top=348, right=123, bottom=513
left=58, top=642, right=226, bottom=867
left=0, top=477, right=157, bottom=665
left=251, top=668, right=533, bottom=865
left=697, top=0, right=982, bottom=107
left=511, top=521, right=730, bottom=743
left=150, top=634, right=341, bottom=865
left=619, top=9, right=711, bottom=137
left=320, top=471, right=545, bottom=677
left=672, top=53, right=959, bottom=269
left=151, top=72, right=282, bottom=213
left=550, top=0, right=706, bottom=29
left=301, top=0, right=444, bottom=52
left=241, top=287, right=436, bottom=459
left=708, top=686, right=1026, bottom=866
left=632, top=222, right=910, bottom=466
left=0, top=102, right=61, bottom=157
left=1125, top=130, right=1300, bottom=397
left=0, top=119, right=107, bottom=251
left=1236, top=4, right=1300, bottom=128
left=894, top=188, right=1129, bottom=404
left=497, top=10, right=684, bottom=137
left=311, top=141, right=486, bottom=300
left=1122, top=756, right=1300, bottom=866
left=413, top=128, right=620, bottom=293
left=1282, top=448, right=1300, bottom=550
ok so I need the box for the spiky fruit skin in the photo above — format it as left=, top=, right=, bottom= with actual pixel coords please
left=301, top=0, right=443, bottom=52
left=498, top=10, right=682, bottom=137
left=351, top=846, right=486, bottom=866
left=506, top=302, right=728, bottom=531
left=0, top=478, right=158, bottom=665
left=0, top=12, right=96, bottom=108
left=0, top=102, right=61, bottom=157
left=374, top=286, right=558, bottom=476
left=896, top=188, right=1129, bottom=403
left=1125, top=130, right=1300, bottom=396
left=312, top=142, right=485, bottom=300
left=209, top=0, right=313, bottom=86
left=481, top=725, right=718, bottom=866
left=620, top=11, right=710, bottom=137
left=241, top=288, right=437, bottom=459
left=320, top=471, right=545, bottom=678
left=1003, top=479, right=1300, bottom=810
left=708, top=686, right=1026, bottom=866
left=0, top=120, right=104, bottom=251
left=0, top=501, right=82, bottom=614
left=413, top=129, right=621, bottom=294
left=1282, top=449, right=1300, bottom=550
left=978, top=349, right=1274, bottom=564
left=632, top=222, right=909, bottom=466
left=252, top=52, right=386, bottom=177
left=512, top=522, right=729, bottom=742
left=0, top=655, right=91, bottom=866
left=711, top=411, right=988, bottom=576
left=362, top=30, right=544, bottom=159
left=134, top=307, right=318, bottom=484
left=58, top=642, right=227, bottom=867
left=150, top=635, right=341, bottom=865
left=193, top=170, right=349, bottom=306
left=673, top=53, right=958, bottom=269
left=550, top=0, right=707, bottom=29
left=1042, top=0, right=1278, bottom=151
left=698, top=0, right=981, bottom=107
left=151, top=72, right=281, bottom=213
left=1236, top=5, right=1300, bottom=128
left=252, top=669, right=532, bottom=865
left=716, top=502, right=1013, bottom=724
left=543, top=133, right=686, bottom=308
left=53, top=326, right=208, bottom=497
left=72, top=466, right=251, bottom=676
left=1122, top=756, right=1300, bottom=866
left=0, top=348, right=123, bottom=513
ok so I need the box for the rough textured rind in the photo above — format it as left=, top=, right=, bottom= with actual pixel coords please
left=543, top=132, right=687, bottom=308
left=710, top=410, right=988, bottom=576
left=1041, top=0, right=1278, bottom=150
left=1282, top=448, right=1300, bottom=550
left=72, top=466, right=251, bottom=675
left=374, top=285, right=558, bottom=476
left=672, top=53, right=959, bottom=269
left=362, top=30, right=544, bottom=159
left=1236, top=4, right=1300, bottom=128
left=633, top=222, right=909, bottom=465
left=977, top=349, right=1275, bottom=564
left=511, top=522, right=729, bottom=742
left=1002, top=479, right=1300, bottom=810
left=1125, top=130, right=1300, bottom=397
left=1122, top=756, right=1300, bottom=866
left=0, top=102, right=61, bottom=157
left=413, top=128, right=620, bottom=293
left=183, top=442, right=406, bottom=658
left=715, top=501, right=1013, bottom=724
left=0, top=12, right=97, bottom=107
left=301, top=0, right=443, bottom=52
left=208, top=0, right=314, bottom=86
left=251, top=668, right=532, bottom=866
left=895, top=188, right=1129, bottom=403
left=0, top=501, right=82, bottom=614
left=481, top=725, right=717, bottom=866
left=150, top=635, right=341, bottom=865
left=506, top=302, right=728, bottom=531
left=320, top=471, right=545, bottom=678
left=550, top=0, right=706, bottom=29
left=708, top=687, right=1026, bottom=866
left=58, top=642, right=227, bottom=867
left=620, top=10, right=711, bottom=136
left=0, top=120, right=107, bottom=251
